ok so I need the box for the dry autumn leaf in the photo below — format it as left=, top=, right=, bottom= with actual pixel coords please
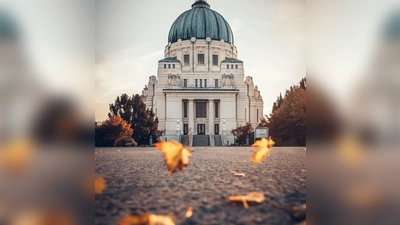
left=118, top=213, right=175, bottom=225
left=230, top=170, right=245, bottom=177
left=0, top=138, right=34, bottom=174
left=13, top=210, right=75, bottom=225
left=95, top=174, right=106, bottom=194
left=226, top=192, right=265, bottom=208
left=153, top=141, right=192, bottom=176
left=184, top=207, right=193, bottom=218
left=251, top=137, right=275, bottom=163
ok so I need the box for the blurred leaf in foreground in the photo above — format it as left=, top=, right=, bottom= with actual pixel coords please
left=118, top=213, right=174, bottom=225
left=12, top=210, right=75, bottom=225
left=0, top=138, right=34, bottom=174
left=226, top=192, right=265, bottom=209
left=153, top=141, right=192, bottom=176
left=95, top=174, right=106, bottom=194
left=118, top=207, right=193, bottom=225
left=251, top=137, right=275, bottom=163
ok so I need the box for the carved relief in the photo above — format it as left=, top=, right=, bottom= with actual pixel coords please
left=221, top=74, right=235, bottom=88
left=167, top=74, right=181, bottom=88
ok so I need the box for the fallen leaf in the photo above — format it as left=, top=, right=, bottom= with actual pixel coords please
left=0, top=138, right=34, bottom=174
left=226, top=192, right=265, bottom=208
left=13, top=210, right=75, bottom=225
left=272, top=202, right=306, bottom=221
left=251, top=137, right=275, bottom=163
left=336, top=135, right=364, bottom=166
left=118, top=213, right=175, bottom=225
left=153, top=141, right=192, bottom=176
left=230, top=170, right=245, bottom=177
left=95, top=174, right=106, bottom=194
left=184, top=207, right=193, bottom=218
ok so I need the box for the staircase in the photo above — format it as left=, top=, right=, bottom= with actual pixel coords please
left=214, top=135, right=223, bottom=146
left=192, top=135, right=210, bottom=146
left=180, top=135, right=189, bottom=145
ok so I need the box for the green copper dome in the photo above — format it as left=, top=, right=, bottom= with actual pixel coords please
left=168, top=1, right=234, bottom=44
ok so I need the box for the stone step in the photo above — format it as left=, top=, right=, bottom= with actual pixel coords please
left=192, top=135, right=210, bottom=146
left=214, top=135, right=222, bottom=146
left=180, top=135, right=189, bottom=145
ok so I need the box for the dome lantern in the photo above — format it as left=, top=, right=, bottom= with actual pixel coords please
left=191, top=0, right=210, bottom=9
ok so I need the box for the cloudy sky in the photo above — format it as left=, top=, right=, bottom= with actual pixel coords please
left=95, top=0, right=306, bottom=121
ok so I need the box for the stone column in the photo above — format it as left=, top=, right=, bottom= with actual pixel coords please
left=208, top=99, right=214, bottom=135
left=188, top=99, right=194, bottom=133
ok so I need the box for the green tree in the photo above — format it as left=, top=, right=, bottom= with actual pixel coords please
left=95, top=115, right=133, bottom=147
left=109, top=94, right=160, bottom=145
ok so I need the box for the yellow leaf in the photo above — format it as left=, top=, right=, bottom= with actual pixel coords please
left=251, top=137, right=275, bottom=163
left=118, top=213, right=175, bottom=225
left=13, top=210, right=75, bottom=225
left=226, top=192, right=265, bottom=208
left=95, top=174, right=106, bottom=194
left=153, top=141, right=192, bottom=176
left=0, top=138, right=34, bottom=174
left=185, top=207, right=193, bottom=218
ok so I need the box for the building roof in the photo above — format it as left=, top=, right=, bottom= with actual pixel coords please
left=221, top=58, right=243, bottom=63
left=158, top=57, right=181, bottom=63
left=167, top=1, right=234, bottom=44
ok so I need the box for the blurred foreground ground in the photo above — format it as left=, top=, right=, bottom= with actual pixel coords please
left=94, top=146, right=306, bottom=225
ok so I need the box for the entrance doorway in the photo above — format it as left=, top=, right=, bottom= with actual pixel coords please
left=214, top=124, right=219, bottom=135
left=197, top=124, right=205, bottom=135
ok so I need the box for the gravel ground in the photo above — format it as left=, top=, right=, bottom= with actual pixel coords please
left=95, top=146, right=306, bottom=225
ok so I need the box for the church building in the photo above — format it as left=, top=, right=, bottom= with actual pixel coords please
left=141, top=0, right=264, bottom=146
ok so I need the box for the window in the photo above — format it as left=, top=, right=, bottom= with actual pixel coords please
left=172, top=64, right=175, bottom=69
left=183, top=79, right=187, bottom=87
left=200, top=79, right=202, bottom=87
left=231, top=65, right=233, bottom=69
left=196, top=102, right=206, bottom=118
left=198, top=54, right=204, bottom=65
left=257, top=109, right=259, bottom=122
left=164, top=64, right=166, bottom=68
left=215, top=79, right=218, bottom=87
left=212, top=55, right=218, bottom=65
left=168, top=64, right=171, bottom=68
left=215, top=101, right=219, bottom=118
left=184, top=54, right=189, bottom=65
left=235, top=65, right=238, bottom=69
left=195, top=79, right=198, bottom=87
left=183, top=102, right=188, bottom=118
left=204, top=79, right=207, bottom=87
left=227, top=64, right=229, bottom=69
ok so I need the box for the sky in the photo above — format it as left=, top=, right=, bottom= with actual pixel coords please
left=95, top=0, right=306, bottom=121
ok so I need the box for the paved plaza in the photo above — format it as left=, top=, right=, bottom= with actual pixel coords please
left=95, top=146, right=306, bottom=225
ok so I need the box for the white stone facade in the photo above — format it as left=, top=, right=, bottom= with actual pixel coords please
left=141, top=2, right=263, bottom=145
left=141, top=38, right=264, bottom=145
